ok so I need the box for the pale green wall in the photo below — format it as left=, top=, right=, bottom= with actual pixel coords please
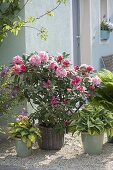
left=0, top=1, right=26, bottom=65
left=25, top=0, right=72, bottom=57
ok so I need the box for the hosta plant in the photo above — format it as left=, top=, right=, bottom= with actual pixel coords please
left=92, top=69, right=113, bottom=111
left=9, top=114, right=41, bottom=148
left=70, top=104, right=113, bottom=135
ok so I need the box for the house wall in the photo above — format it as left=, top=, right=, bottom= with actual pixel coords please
left=25, top=0, right=72, bottom=59
left=91, top=0, right=113, bottom=71
left=0, top=2, right=26, bottom=65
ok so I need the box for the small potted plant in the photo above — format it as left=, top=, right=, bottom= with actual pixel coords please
left=8, top=113, right=41, bottom=157
left=70, top=104, right=113, bottom=155
left=100, top=19, right=113, bottom=40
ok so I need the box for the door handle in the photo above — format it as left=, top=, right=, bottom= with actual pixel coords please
left=76, top=36, right=80, bottom=39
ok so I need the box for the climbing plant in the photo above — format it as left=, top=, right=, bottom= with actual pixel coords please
left=0, top=0, right=68, bottom=43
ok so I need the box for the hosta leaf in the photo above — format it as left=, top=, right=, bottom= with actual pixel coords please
left=26, top=139, right=32, bottom=148
left=22, top=136, right=27, bottom=143
left=28, top=133, right=37, bottom=143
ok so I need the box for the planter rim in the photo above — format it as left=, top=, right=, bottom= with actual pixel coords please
left=39, top=125, right=56, bottom=129
left=101, top=30, right=110, bottom=32
left=81, top=132, right=104, bottom=135
left=14, top=138, right=21, bottom=141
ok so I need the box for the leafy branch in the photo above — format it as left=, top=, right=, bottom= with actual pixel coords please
left=0, top=0, right=68, bottom=42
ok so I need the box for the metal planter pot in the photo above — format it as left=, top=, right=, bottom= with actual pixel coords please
left=38, top=125, right=64, bottom=150
left=81, top=133, right=104, bottom=155
left=101, top=30, right=110, bottom=40
left=15, top=139, right=32, bottom=157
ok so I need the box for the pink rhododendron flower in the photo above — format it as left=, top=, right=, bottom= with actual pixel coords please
left=80, top=64, right=87, bottom=72
left=38, top=51, right=49, bottom=62
left=67, top=88, right=72, bottom=93
left=12, top=64, right=21, bottom=75
left=85, top=93, right=91, bottom=98
left=51, top=96, right=60, bottom=106
left=91, top=76, right=101, bottom=86
left=74, top=66, right=80, bottom=71
left=86, top=65, right=94, bottom=73
left=70, top=76, right=81, bottom=87
left=12, top=55, right=23, bottom=65
left=56, top=67, right=67, bottom=78
left=63, top=100, right=69, bottom=105
left=29, top=55, right=41, bottom=66
left=57, top=55, right=63, bottom=62
left=77, top=86, right=86, bottom=93
left=42, top=80, right=52, bottom=88
left=48, top=61, right=58, bottom=70
left=62, top=59, right=71, bottom=67
left=80, top=64, right=94, bottom=73
left=20, top=64, right=27, bottom=72
left=89, top=85, right=95, bottom=91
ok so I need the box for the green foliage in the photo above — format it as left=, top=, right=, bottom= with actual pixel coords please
left=101, top=20, right=113, bottom=32
left=8, top=116, right=41, bottom=148
left=38, top=27, right=48, bottom=41
left=70, top=104, right=113, bottom=135
left=56, top=0, right=68, bottom=4
left=46, top=11, right=55, bottom=17
left=92, top=69, right=113, bottom=111
left=0, top=0, right=67, bottom=42
left=0, top=66, right=21, bottom=114
left=11, top=52, right=100, bottom=133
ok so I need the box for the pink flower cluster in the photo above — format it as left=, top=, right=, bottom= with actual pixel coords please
left=16, top=115, right=29, bottom=122
left=11, top=51, right=49, bottom=75
left=11, top=55, right=27, bottom=75
left=70, top=64, right=101, bottom=96
left=70, top=76, right=81, bottom=87
left=42, top=80, right=52, bottom=88
left=74, top=64, right=94, bottom=73
left=51, top=96, right=60, bottom=106
left=29, top=51, right=49, bottom=66
left=56, top=67, right=67, bottom=78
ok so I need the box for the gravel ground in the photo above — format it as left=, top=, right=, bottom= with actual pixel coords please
left=0, top=134, right=113, bottom=170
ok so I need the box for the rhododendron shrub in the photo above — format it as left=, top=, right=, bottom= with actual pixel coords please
left=10, top=52, right=101, bottom=132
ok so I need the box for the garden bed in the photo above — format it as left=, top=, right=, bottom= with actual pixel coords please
left=0, top=134, right=113, bottom=170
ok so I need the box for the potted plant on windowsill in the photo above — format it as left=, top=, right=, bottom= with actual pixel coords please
left=8, top=113, right=40, bottom=157
left=100, top=20, right=113, bottom=40
left=10, top=52, right=101, bottom=150
left=70, top=104, right=113, bottom=155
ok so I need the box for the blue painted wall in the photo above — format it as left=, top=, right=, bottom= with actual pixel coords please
left=91, top=0, right=113, bottom=71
